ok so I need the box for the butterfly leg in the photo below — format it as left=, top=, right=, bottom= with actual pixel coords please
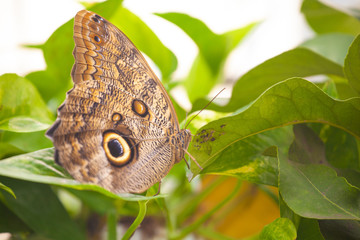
left=183, top=157, right=190, bottom=169
left=183, top=149, right=203, bottom=170
left=153, top=181, right=161, bottom=196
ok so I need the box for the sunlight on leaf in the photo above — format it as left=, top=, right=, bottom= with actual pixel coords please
left=301, top=0, right=360, bottom=35
left=0, top=74, right=53, bottom=132
left=191, top=48, right=344, bottom=113
left=344, top=34, right=360, bottom=94
left=259, top=218, right=297, bottom=240
left=0, top=182, right=16, bottom=199
left=300, top=33, right=354, bottom=65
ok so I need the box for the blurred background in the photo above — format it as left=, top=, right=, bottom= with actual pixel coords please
left=2, top=0, right=359, bottom=83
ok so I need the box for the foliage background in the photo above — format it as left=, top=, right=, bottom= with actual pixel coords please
left=0, top=0, right=360, bottom=239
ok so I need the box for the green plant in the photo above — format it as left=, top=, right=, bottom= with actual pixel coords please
left=1, top=0, right=359, bottom=239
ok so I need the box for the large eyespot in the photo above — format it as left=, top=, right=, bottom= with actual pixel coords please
left=132, top=99, right=148, bottom=117
left=103, top=131, right=132, bottom=166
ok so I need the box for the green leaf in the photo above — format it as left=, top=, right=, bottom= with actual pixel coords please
left=0, top=177, right=86, bottom=240
left=344, top=34, right=360, bottom=94
left=0, top=201, right=31, bottom=233
left=157, top=12, right=256, bottom=101
left=67, top=189, right=117, bottom=214
left=0, top=74, right=53, bottom=132
left=300, top=33, right=354, bottom=65
left=0, top=182, right=16, bottom=198
left=183, top=54, right=216, bottom=102
left=111, top=7, right=177, bottom=81
left=297, top=218, right=325, bottom=240
left=289, top=124, right=327, bottom=165
left=301, top=0, right=360, bottom=35
left=259, top=218, right=297, bottom=240
left=0, top=130, right=52, bottom=153
left=191, top=48, right=344, bottom=113
left=279, top=158, right=360, bottom=220
left=0, top=141, right=23, bottom=160
left=190, top=78, right=360, bottom=179
left=193, top=128, right=290, bottom=186
left=157, top=12, right=255, bottom=74
left=321, top=126, right=359, bottom=170
left=0, top=148, right=163, bottom=202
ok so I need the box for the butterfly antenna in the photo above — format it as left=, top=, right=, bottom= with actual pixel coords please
left=184, top=88, right=225, bottom=129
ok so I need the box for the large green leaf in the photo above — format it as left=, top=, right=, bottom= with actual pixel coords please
left=259, top=218, right=297, bottom=240
left=301, top=0, right=360, bottom=35
left=0, top=177, right=86, bottom=240
left=344, top=34, right=360, bottom=94
left=157, top=12, right=256, bottom=101
left=110, top=7, right=177, bottom=81
left=0, top=201, right=30, bottom=233
left=279, top=124, right=360, bottom=220
left=279, top=158, right=360, bottom=220
left=190, top=78, right=360, bottom=180
left=0, top=74, right=53, bottom=132
left=0, top=148, right=163, bottom=202
left=191, top=48, right=344, bottom=113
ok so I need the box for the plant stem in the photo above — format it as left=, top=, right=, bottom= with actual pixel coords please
left=177, top=176, right=227, bottom=224
left=121, top=200, right=148, bottom=240
left=107, top=211, right=117, bottom=240
left=170, top=180, right=242, bottom=240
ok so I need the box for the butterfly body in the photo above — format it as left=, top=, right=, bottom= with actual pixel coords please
left=46, top=10, right=191, bottom=193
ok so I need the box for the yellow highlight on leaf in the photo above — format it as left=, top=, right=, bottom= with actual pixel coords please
left=223, top=165, right=255, bottom=174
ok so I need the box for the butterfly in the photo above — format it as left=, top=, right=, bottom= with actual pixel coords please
left=46, top=10, right=195, bottom=193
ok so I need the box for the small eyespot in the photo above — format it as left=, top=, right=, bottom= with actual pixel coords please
left=92, top=17, right=99, bottom=23
left=94, top=35, right=101, bottom=43
left=132, top=99, right=148, bottom=117
left=103, top=131, right=132, bottom=166
left=111, top=113, right=123, bottom=123
left=95, top=14, right=103, bottom=21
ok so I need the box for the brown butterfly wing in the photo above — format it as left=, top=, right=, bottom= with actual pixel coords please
left=46, top=10, right=189, bottom=193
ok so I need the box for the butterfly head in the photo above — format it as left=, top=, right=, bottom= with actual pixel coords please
left=173, top=129, right=192, bottom=163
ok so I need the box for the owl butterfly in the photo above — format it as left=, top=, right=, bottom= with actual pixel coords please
left=46, top=10, right=195, bottom=193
